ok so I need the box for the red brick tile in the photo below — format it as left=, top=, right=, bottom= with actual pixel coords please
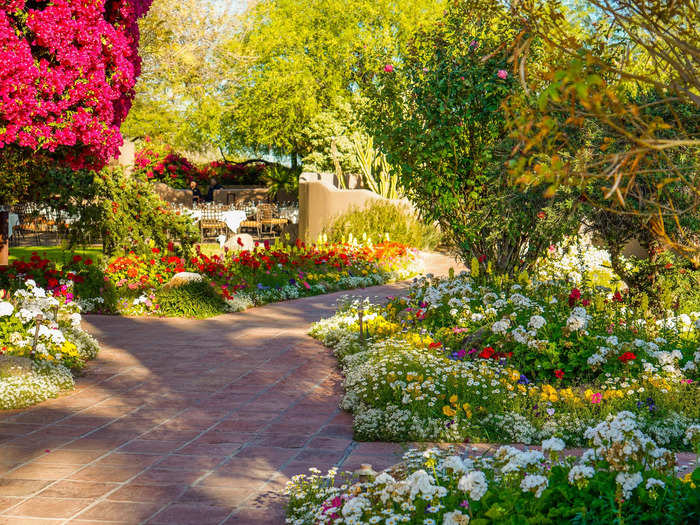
left=146, top=503, right=232, bottom=525
left=3, top=496, right=92, bottom=519
left=74, top=500, right=162, bottom=522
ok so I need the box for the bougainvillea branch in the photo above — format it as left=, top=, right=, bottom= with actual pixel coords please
left=0, top=0, right=153, bottom=170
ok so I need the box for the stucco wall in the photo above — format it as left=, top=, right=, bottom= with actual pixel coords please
left=299, top=180, right=393, bottom=242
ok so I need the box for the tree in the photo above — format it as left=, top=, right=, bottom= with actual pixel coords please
left=0, top=0, right=152, bottom=264
left=506, top=0, right=700, bottom=263
left=121, top=0, right=235, bottom=152
left=364, top=0, right=579, bottom=273
left=222, top=0, right=446, bottom=166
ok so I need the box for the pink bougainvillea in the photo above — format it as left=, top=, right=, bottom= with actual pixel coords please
left=0, top=0, right=152, bottom=169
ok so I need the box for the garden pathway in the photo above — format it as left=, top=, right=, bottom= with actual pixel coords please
left=0, top=252, right=462, bottom=524
left=0, top=251, right=696, bottom=525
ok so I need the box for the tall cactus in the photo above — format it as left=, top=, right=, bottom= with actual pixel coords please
left=352, top=136, right=401, bottom=199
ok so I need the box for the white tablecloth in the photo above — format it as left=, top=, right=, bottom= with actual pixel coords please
left=8, top=213, right=19, bottom=237
left=185, top=210, right=248, bottom=233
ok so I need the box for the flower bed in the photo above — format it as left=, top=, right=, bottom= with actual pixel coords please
left=1, top=241, right=420, bottom=318
left=0, top=281, right=99, bottom=409
left=310, top=264, right=699, bottom=448
left=286, top=412, right=700, bottom=524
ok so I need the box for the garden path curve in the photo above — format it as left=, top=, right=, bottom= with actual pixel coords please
left=0, top=251, right=695, bottom=525
left=0, top=252, right=461, bottom=524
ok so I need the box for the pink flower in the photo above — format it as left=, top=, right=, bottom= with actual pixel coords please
left=591, top=392, right=602, bottom=404
left=384, top=64, right=394, bottom=72
left=497, top=69, right=508, bottom=79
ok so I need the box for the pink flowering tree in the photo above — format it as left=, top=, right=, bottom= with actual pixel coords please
left=0, top=0, right=152, bottom=263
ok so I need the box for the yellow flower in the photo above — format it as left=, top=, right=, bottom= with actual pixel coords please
left=449, top=394, right=458, bottom=404
left=510, top=370, right=521, bottom=382
left=682, top=473, right=696, bottom=488
left=443, top=405, right=457, bottom=417
left=462, top=403, right=472, bottom=418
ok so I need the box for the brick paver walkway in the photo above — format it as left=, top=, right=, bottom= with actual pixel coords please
left=0, top=253, right=461, bottom=524
left=0, top=252, right=695, bottom=524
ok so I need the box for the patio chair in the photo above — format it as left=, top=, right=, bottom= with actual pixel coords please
left=258, top=203, right=288, bottom=235
left=200, top=208, right=227, bottom=241
left=239, top=211, right=262, bottom=238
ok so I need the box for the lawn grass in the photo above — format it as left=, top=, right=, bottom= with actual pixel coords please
left=8, top=246, right=103, bottom=267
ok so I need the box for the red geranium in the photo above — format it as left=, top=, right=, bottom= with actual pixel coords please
left=618, top=352, right=636, bottom=364
left=554, top=369, right=564, bottom=379
left=479, top=346, right=495, bottom=359
left=568, top=288, right=581, bottom=307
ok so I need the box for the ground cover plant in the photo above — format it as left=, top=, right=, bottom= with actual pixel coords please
left=0, top=281, right=100, bottom=409
left=310, top=244, right=700, bottom=449
left=1, top=241, right=419, bottom=318
left=286, top=412, right=700, bottom=524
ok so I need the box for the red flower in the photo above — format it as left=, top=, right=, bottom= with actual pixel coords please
left=618, top=352, right=636, bottom=363
left=568, top=288, right=581, bottom=307
left=613, top=291, right=623, bottom=302
left=537, top=211, right=546, bottom=219
left=554, top=369, right=564, bottom=379
left=582, top=299, right=590, bottom=306
left=428, top=342, right=442, bottom=349
left=478, top=255, right=487, bottom=263
left=479, top=346, right=495, bottom=359
left=72, top=255, right=82, bottom=263
left=84, top=258, right=93, bottom=266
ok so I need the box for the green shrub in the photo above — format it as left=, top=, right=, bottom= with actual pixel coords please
left=71, top=167, right=199, bottom=257
left=154, top=281, right=227, bottom=318
left=324, top=201, right=442, bottom=250
left=363, top=0, right=579, bottom=273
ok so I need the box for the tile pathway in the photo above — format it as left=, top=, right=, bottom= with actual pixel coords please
left=0, top=253, right=460, bottom=524
left=0, top=251, right=696, bottom=524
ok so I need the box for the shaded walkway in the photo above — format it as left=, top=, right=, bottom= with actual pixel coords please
left=0, top=253, right=461, bottom=524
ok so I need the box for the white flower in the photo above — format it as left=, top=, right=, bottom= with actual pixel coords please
left=442, top=456, right=468, bottom=473
left=520, top=474, right=548, bottom=498
left=443, top=510, right=470, bottom=525
left=615, top=471, right=643, bottom=499
left=568, top=465, right=595, bottom=485
left=527, top=315, right=546, bottom=331
left=541, top=437, right=566, bottom=453
left=0, top=301, right=13, bottom=317
left=341, top=495, right=370, bottom=518
left=645, top=478, right=665, bottom=490
left=406, top=469, right=438, bottom=500
left=457, top=470, right=488, bottom=501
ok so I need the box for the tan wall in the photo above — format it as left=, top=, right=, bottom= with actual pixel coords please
left=299, top=180, right=395, bottom=242
left=213, top=188, right=270, bottom=206
left=152, top=182, right=193, bottom=208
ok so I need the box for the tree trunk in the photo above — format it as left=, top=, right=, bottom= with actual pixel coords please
left=290, top=151, right=299, bottom=170
left=0, top=209, right=8, bottom=268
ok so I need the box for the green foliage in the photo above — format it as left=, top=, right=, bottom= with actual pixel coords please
left=364, top=0, right=579, bottom=273
left=72, top=168, right=199, bottom=256
left=324, top=201, right=441, bottom=251
left=300, top=99, right=365, bottom=174
left=155, top=281, right=228, bottom=318
left=123, top=0, right=234, bottom=152
left=506, top=0, right=700, bottom=262
left=0, top=146, right=95, bottom=208
left=261, top=165, right=301, bottom=199
left=223, top=0, right=446, bottom=162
